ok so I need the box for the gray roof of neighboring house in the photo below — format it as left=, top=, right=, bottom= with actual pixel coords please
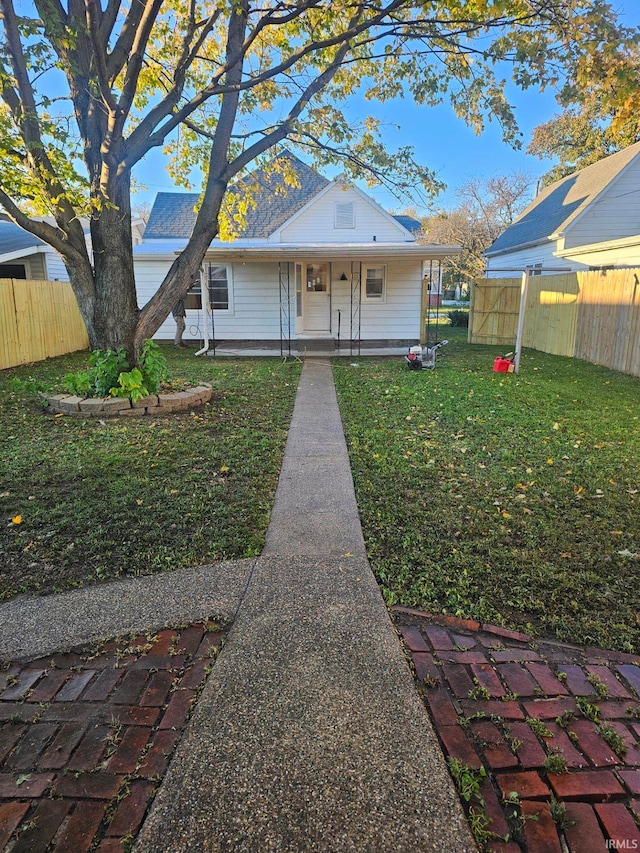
left=144, top=153, right=330, bottom=239
left=392, top=214, right=422, bottom=234
left=0, top=218, right=46, bottom=256
left=486, top=140, right=640, bottom=256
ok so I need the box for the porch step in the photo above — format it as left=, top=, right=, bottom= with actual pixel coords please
left=294, top=338, right=336, bottom=352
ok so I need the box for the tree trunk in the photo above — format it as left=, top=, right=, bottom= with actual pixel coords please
left=88, top=172, right=140, bottom=365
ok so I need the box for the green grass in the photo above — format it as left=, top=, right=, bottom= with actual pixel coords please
left=334, top=329, right=640, bottom=652
left=0, top=346, right=300, bottom=600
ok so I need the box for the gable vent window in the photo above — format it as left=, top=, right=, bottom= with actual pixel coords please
left=335, top=202, right=355, bottom=229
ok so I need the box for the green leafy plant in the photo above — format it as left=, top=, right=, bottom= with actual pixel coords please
left=61, top=340, right=168, bottom=402
left=447, top=309, right=469, bottom=328
left=548, top=794, right=571, bottom=829
left=89, top=348, right=130, bottom=397
left=586, top=672, right=609, bottom=699
left=543, top=749, right=568, bottom=774
left=110, top=368, right=150, bottom=402
left=597, top=723, right=627, bottom=757
left=526, top=717, right=553, bottom=739
left=138, top=339, right=169, bottom=392
left=448, top=759, right=510, bottom=848
left=576, top=697, right=601, bottom=722
left=63, top=347, right=129, bottom=398
left=448, top=758, right=488, bottom=805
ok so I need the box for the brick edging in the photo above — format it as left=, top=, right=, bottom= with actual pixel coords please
left=40, top=384, right=212, bottom=417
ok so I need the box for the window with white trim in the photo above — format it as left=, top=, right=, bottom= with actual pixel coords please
left=185, top=264, right=233, bottom=311
left=364, top=265, right=386, bottom=301
left=335, top=202, right=355, bottom=229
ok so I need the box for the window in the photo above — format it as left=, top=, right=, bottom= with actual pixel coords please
left=335, top=202, right=355, bottom=229
left=365, top=265, right=386, bottom=301
left=207, top=264, right=230, bottom=309
left=527, top=262, right=543, bottom=276
left=184, top=264, right=232, bottom=311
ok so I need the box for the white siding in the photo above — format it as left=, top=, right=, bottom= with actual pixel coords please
left=135, top=259, right=285, bottom=341
left=134, top=256, right=422, bottom=342
left=279, top=185, right=408, bottom=244
left=43, top=250, right=69, bottom=281
left=485, top=241, right=583, bottom=277
left=566, top=159, right=640, bottom=248
left=329, top=258, right=422, bottom=340
left=562, top=241, right=640, bottom=268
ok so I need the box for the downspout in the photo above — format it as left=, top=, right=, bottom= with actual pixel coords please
left=195, top=268, right=210, bottom=356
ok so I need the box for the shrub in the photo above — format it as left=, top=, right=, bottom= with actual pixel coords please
left=62, top=340, right=169, bottom=401
left=138, top=339, right=169, bottom=392
left=447, top=309, right=469, bottom=328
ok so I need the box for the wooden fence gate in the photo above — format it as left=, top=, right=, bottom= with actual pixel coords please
left=469, top=269, right=640, bottom=377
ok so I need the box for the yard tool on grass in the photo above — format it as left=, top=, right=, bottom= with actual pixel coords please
left=404, top=340, right=448, bottom=370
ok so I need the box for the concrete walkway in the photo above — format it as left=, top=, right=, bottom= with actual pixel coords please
left=134, top=359, right=476, bottom=852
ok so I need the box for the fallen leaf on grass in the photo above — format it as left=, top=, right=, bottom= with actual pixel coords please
left=11, top=515, right=22, bottom=524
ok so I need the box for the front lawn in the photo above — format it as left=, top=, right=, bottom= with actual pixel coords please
left=334, top=333, right=640, bottom=652
left=0, top=347, right=300, bottom=600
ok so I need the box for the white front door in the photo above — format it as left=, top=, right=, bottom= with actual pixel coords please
left=304, top=262, right=330, bottom=333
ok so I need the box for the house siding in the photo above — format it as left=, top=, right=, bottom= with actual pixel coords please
left=485, top=241, right=582, bottom=277
left=43, top=251, right=69, bottom=281
left=562, top=242, right=640, bottom=268
left=565, top=159, right=640, bottom=249
left=328, top=259, right=422, bottom=340
left=279, top=185, right=408, bottom=244
left=135, top=257, right=422, bottom=342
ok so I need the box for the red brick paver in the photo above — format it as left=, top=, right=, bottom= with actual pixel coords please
left=0, top=618, right=226, bottom=852
left=393, top=606, right=640, bottom=852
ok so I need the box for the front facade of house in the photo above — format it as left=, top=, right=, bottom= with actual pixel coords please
left=485, top=141, right=640, bottom=277
left=135, top=155, right=458, bottom=347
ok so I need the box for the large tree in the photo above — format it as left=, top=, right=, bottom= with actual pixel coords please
left=527, top=4, right=640, bottom=184
left=0, top=0, right=634, bottom=364
left=420, top=173, right=532, bottom=283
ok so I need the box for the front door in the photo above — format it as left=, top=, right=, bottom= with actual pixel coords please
left=304, top=263, right=330, bottom=334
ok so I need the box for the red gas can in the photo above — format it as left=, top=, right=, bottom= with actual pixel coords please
left=493, top=356, right=514, bottom=373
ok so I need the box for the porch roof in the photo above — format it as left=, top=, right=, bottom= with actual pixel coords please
left=202, top=242, right=460, bottom=261
left=134, top=239, right=460, bottom=261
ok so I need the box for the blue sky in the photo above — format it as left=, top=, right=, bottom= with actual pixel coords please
left=133, top=1, right=640, bottom=218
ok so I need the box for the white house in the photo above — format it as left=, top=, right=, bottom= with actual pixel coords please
left=485, top=140, right=640, bottom=276
left=134, top=153, right=459, bottom=349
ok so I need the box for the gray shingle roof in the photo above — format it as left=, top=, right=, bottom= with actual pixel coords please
left=393, top=214, right=422, bottom=234
left=486, top=140, right=640, bottom=256
left=0, top=219, right=45, bottom=256
left=144, top=152, right=330, bottom=240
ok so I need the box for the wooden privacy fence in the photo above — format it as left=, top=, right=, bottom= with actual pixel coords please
left=469, top=269, right=640, bottom=377
left=0, top=279, right=89, bottom=370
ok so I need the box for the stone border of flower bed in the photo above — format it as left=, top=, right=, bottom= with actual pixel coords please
left=39, top=384, right=213, bottom=417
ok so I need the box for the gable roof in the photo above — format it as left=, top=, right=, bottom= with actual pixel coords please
left=486, top=140, right=640, bottom=256
left=144, top=152, right=330, bottom=240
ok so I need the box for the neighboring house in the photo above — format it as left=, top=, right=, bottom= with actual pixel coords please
left=0, top=218, right=68, bottom=280
left=0, top=215, right=146, bottom=281
left=135, top=152, right=459, bottom=347
left=485, top=140, right=640, bottom=276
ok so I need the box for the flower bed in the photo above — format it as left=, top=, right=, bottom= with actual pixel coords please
left=40, top=384, right=212, bottom=417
